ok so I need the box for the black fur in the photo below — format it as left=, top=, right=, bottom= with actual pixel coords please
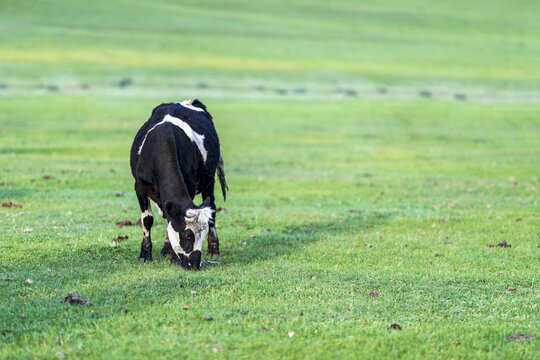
left=161, top=238, right=174, bottom=257
left=143, top=215, right=154, bottom=231
left=170, top=250, right=202, bottom=270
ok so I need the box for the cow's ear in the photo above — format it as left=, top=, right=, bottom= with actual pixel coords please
left=164, top=201, right=183, bottom=219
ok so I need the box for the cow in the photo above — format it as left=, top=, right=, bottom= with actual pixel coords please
left=130, top=99, right=228, bottom=270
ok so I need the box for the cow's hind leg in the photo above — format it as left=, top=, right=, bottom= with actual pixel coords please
left=160, top=233, right=174, bottom=257
left=202, top=181, right=219, bottom=256
left=136, top=190, right=154, bottom=262
left=207, top=224, right=219, bottom=257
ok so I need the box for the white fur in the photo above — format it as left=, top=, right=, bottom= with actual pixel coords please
left=166, top=206, right=214, bottom=257
left=167, top=222, right=187, bottom=255
left=185, top=207, right=214, bottom=226
left=137, top=114, right=207, bottom=163
left=166, top=207, right=214, bottom=256
left=141, top=208, right=153, bottom=236
left=153, top=202, right=163, bottom=217
left=185, top=207, right=213, bottom=252
left=179, top=99, right=205, bottom=112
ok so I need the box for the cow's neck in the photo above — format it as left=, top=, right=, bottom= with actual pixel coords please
left=156, top=161, right=195, bottom=210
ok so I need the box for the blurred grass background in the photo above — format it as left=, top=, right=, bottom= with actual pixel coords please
left=1, top=0, right=539, bottom=99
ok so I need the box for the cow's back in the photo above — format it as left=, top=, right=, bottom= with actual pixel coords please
left=130, top=103, right=173, bottom=178
left=130, top=101, right=221, bottom=197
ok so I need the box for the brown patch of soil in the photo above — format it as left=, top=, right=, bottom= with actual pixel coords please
left=2, top=200, right=22, bottom=208
left=60, top=293, right=92, bottom=306
left=506, top=334, right=535, bottom=342
left=116, top=220, right=134, bottom=228
left=486, top=240, right=512, bottom=248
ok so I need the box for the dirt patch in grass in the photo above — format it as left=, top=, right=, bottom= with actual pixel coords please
left=113, top=235, right=129, bottom=242
left=506, top=334, right=535, bottom=342
left=2, top=200, right=22, bottom=208
left=116, top=220, right=134, bottom=228
left=486, top=240, right=512, bottom=248
left=60, top=293, right=92, bottom=306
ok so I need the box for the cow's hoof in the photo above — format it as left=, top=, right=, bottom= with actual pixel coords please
left=207, top=246, right=220, bottom=257
left=139, top=256, right=153, bottom=263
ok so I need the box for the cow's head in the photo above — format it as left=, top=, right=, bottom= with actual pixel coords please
left=164, top=198, right=214, bottom=270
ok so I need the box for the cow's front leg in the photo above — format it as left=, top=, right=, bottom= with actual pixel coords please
left=137, top=194, right=154, bottom=262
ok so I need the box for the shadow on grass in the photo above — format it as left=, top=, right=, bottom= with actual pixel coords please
left=2, top=209, right=394, bottom=277
left=229, top=209, right=394, bottom=266
left=0, top=209, right=394, bottom=341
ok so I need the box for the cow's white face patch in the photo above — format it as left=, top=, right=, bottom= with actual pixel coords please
left=185, top=207, right=213, bottom=252
left=137, top=114, right=207, bottom=162
left=166, top=206, right=213, bottom=257
left=166, top=222, right=187, bottom=255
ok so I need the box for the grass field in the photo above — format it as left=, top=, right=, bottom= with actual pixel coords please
left=1, top=0, right=539, bottom=359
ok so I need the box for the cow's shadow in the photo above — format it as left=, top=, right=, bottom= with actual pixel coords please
left=1, top=208, right=394, bottom=340
left=3, top=209, right=393, bottom=279
left=221, top=209, right=394, bottom=266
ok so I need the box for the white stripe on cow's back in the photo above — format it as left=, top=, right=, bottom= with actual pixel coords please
left=137, top=114, right=207, bottom=162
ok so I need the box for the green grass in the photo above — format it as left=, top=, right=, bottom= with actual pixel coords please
left=1, top=0, right=539, bottom=359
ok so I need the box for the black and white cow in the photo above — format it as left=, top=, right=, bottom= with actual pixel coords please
left=130, top=99, right=228, bottom=270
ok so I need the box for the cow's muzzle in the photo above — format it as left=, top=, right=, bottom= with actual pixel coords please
left=177, top=250, right=202, bottom=270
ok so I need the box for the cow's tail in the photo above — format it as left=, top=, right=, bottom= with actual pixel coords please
left=217, top=147, right=229, bottom=201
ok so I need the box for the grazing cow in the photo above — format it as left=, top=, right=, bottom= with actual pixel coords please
left=130, top=99, right=228, bottom=270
